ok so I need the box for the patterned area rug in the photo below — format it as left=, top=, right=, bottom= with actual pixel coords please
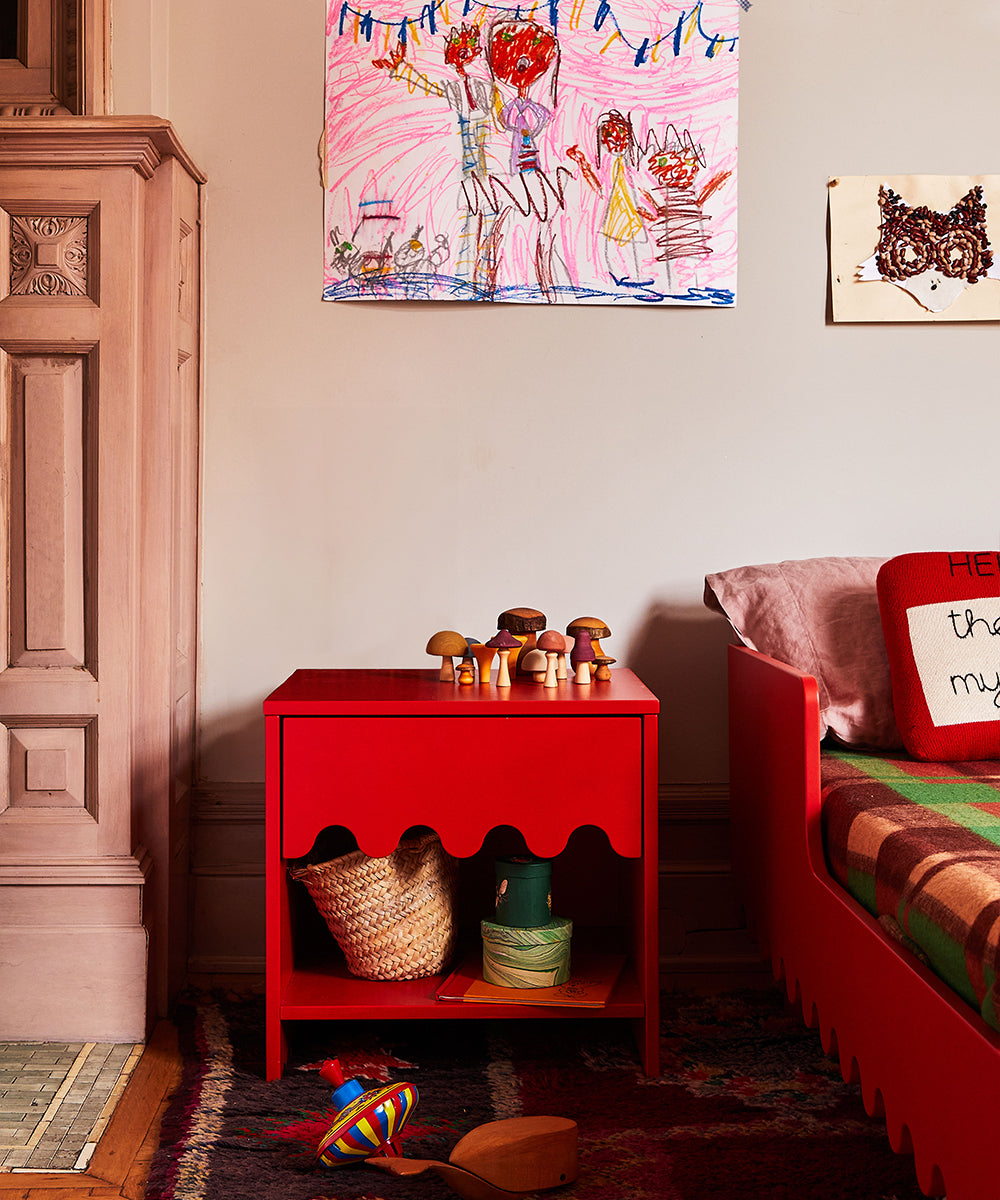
left=146, top=989, right=924, bottom=1200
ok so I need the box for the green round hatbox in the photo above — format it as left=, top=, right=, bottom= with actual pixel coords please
left=493, top=855, right=552, bottom=928
left=481, top=916, right=572, bottom=988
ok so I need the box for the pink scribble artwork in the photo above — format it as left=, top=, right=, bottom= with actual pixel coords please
left=324, top=0, right=738, bottom=305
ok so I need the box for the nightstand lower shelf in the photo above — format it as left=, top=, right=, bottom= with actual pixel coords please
left=276, top=950, right=646, bottom=1021
left=267, top=948, right=650, bottom=1081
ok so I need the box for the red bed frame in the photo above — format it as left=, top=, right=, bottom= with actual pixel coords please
left=728, top=644, right=1000, bottom=1200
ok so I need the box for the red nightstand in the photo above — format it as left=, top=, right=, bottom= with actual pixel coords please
left=264, top=668, right=659, bottom=1079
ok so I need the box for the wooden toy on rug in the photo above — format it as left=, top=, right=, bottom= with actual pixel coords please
left=496, top=607, right=546, bottom=676
left=426, top=630, right=470, bottom=682
left=485, top=629, right=520, bottom=687
left=368, top=1115, right=578, bottom=1200
left=565, top=617, right=611, bottom=674
left=536, top=629, right=566, bottom=686
left=316, top=1058, right=418, bottom=1166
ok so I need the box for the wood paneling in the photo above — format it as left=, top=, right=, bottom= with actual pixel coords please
left=8, top=355, right=86, bottom=666
left=0, top=0, right=109, bottom=116
left=0, top=118, right=203, bottom=1040
left=8, top=724, right=86, bottom=808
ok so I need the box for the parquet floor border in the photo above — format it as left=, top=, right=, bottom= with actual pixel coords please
left=0, top=1023, right=181, bottom=1200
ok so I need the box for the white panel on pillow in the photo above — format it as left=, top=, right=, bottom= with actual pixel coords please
left=906, top=599, right=1000, bottom=727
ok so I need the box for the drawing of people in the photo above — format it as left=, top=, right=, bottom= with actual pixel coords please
left=594, top=110, right=654, bottom=286
left=487, top=19, right=559, bottom=177
left=324, top=0, right=738, bottom=306
left=443, top=23, right=490, bottom=176
left=441, top=23, right=496, bottom=283
left=371, top=26, right=492, bottom=290
left=647, top=136, right=712, bottom=287
left=483, top=18, right=571, bottom=301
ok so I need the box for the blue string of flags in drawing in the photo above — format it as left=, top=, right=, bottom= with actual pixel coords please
left=331, top=0, right=738, bottom=63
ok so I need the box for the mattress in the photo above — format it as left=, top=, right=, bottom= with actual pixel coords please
left=821, top=748, right=1000, bottom=1031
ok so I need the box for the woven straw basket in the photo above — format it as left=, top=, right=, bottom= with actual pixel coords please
left=291, top=831, right=458, bottom=981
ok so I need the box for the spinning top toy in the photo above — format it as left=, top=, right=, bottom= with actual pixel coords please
left=315, top=1058, right=418, bottom=1166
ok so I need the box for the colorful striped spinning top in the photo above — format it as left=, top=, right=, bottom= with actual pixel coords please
left=316, top=1058, right=418, bottom=1166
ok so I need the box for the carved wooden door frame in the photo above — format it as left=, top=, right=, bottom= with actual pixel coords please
left=0, top=0, right=109, bottom=115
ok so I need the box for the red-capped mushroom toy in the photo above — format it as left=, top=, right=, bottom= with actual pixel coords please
left=537, top=630, right=566, bottom=688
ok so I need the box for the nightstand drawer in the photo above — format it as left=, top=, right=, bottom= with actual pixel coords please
left=281, top=715, right=642, bottom=859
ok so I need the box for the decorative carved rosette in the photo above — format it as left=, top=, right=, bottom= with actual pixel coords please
left=10, top=213, right=89, bottom=296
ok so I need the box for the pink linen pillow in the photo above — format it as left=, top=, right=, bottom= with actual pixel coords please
left=877, top=551, right=1000, bottom=761
left=704, top=557, right=902, bottom=749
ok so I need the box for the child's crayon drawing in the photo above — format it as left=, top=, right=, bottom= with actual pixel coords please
left=324, top=0, right=738, bottom=305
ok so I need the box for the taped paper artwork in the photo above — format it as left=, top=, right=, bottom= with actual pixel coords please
left=830, top=174, right=1000, bottom=323
left=323, top=1, right=738, bottom=305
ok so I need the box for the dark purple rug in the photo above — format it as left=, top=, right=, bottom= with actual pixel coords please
left=145, top=988, right=925, bottom=1200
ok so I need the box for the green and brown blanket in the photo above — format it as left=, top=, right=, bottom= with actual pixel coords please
left=822, top=748, right=1000, bottom=1030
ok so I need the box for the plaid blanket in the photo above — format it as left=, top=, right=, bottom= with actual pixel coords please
left=822, top=748, right=1000, bottom=1032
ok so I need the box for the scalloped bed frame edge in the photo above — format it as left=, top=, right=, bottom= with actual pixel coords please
left=728, top=644, right=1000, bottom=1200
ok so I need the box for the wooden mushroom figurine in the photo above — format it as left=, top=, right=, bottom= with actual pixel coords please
left=497, top=607, right=547, bottom=677
left=461, top=638, right=481, bottom=680
left=569, top=628, right=595, bottom=684
left=593, top=655, right=616, bottom=682
left=537, top=630, right=566, bottom=688
left=520, top=648, right=548, bottom=683
left=470, top=641, right=497, bottom=683
left=426, top=630, right=468, bottom=682
left=565, top=617, right=611, bottom=677
left=486, top=629, right=520, bottom=688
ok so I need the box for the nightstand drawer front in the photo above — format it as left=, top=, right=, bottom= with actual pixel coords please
left=281, top=715, right=643, bottom=859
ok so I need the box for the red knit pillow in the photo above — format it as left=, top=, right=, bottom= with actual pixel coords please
left=877, top=552, right=1000, bottom=761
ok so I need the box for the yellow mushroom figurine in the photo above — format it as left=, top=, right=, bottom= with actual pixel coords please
left=426, top=630, right=469, bottom=682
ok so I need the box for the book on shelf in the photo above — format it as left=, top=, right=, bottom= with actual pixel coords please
left=435, top=952, right=625, bottom=1008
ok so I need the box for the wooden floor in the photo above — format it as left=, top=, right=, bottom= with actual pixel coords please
left=0, top=1022, right=182, bottom=1200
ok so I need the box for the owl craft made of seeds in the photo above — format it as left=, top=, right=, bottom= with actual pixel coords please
left=857, top=184, right=1000, bottom=313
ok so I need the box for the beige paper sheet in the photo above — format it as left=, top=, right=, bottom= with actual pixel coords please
left=829, top=174, right=1000, bottom=322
